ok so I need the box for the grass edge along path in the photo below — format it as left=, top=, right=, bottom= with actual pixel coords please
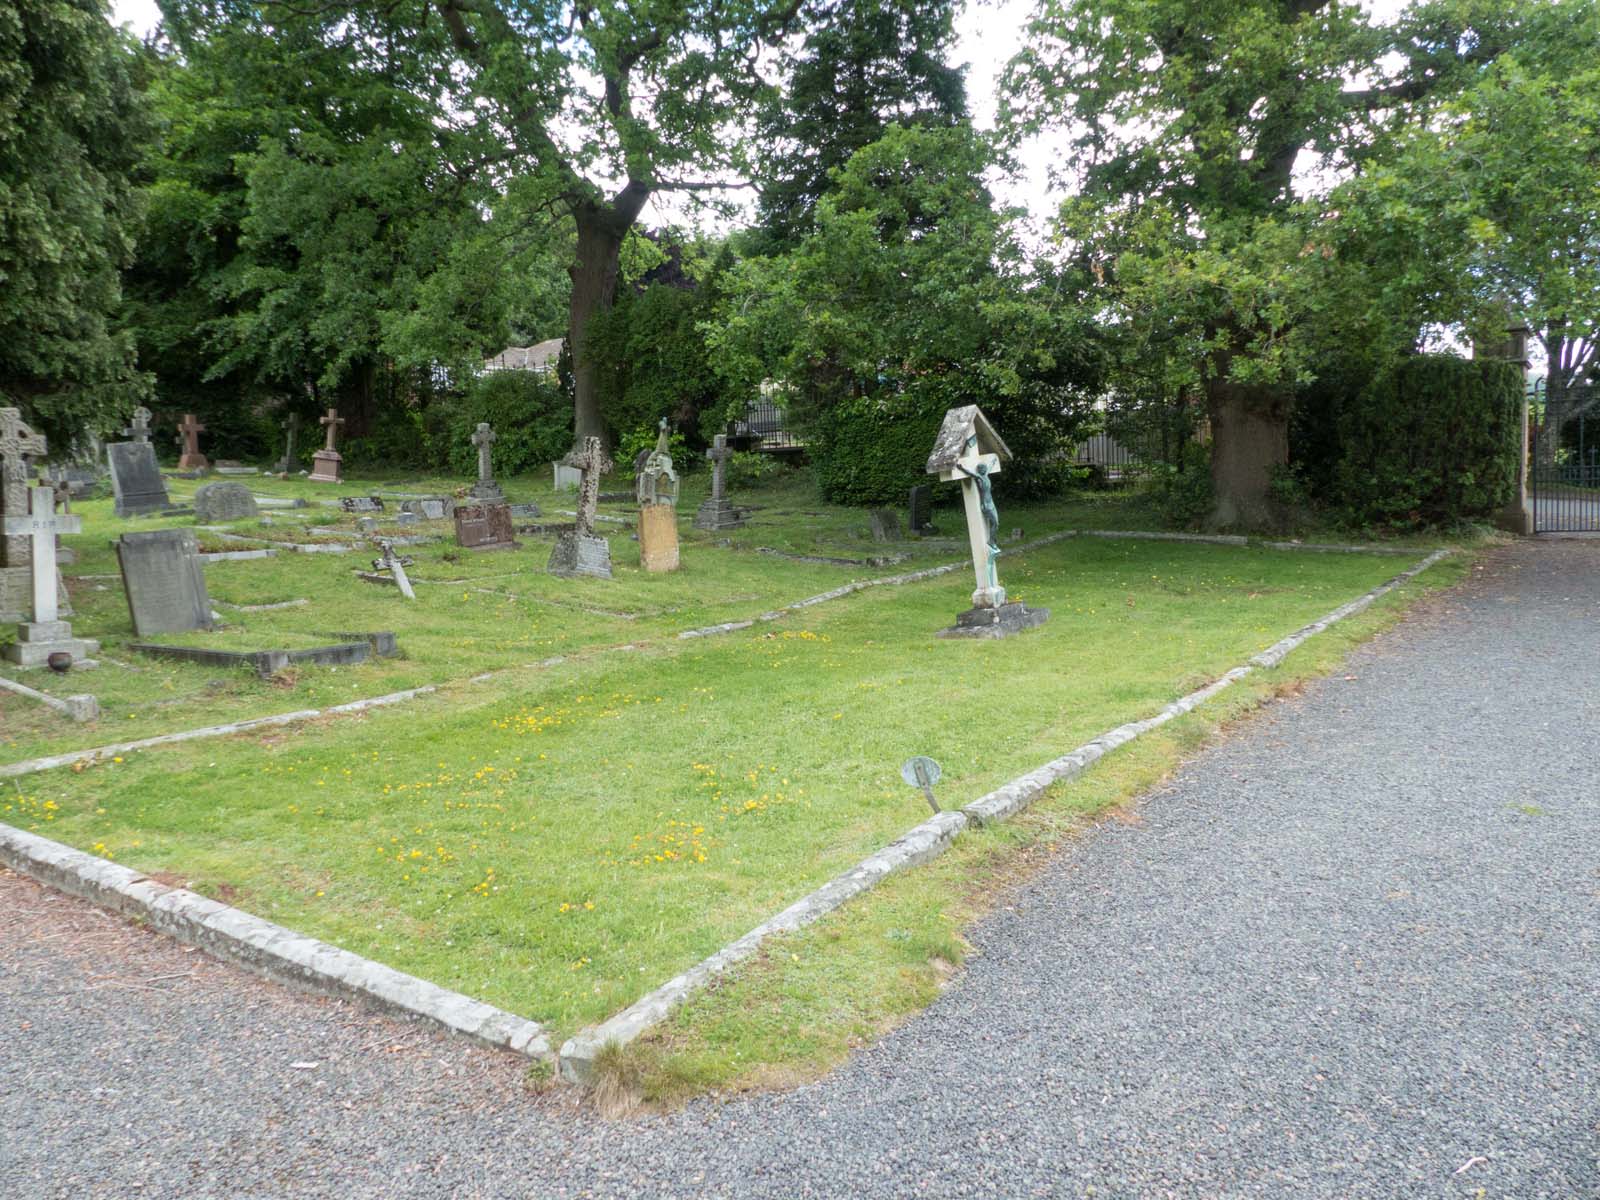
left=557, top=549, right=1454, bottom=1086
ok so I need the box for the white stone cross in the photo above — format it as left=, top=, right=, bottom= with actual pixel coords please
left=472, top=422, right=496, bottom=484
left=1, top=486, right=79, bottom=623
left=372, top=539, right=416, bottom=600
left=938, top=436, right=1005, bottom=609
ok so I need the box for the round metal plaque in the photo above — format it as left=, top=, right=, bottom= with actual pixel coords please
left=900, top=755, right=942, bottom=790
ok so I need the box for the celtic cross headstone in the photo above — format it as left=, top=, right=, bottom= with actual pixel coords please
left=469, top=422, right=503, bottom=500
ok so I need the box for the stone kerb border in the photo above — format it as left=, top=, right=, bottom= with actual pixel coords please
left=0, top=823, right=550, bottom=1059
left=557, top=547, right=1454, bottom=1082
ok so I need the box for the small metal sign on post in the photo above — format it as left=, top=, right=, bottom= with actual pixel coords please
left=900, top=755, right=943, bottom=814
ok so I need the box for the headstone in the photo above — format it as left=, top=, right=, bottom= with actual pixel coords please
left=508, top=502, right=543, bottom=519
left=116, top=529, right=213, bottom=637
left=868, top=508, right=901, bottom=542
left=1, top=407, right=48, bottom=568
left=908, top=484, right=935, bottom=536
left=308, top=408, right=344, bottom=483
left=120, top=406, right=153, bottom=444
left=637, top=419, right=680, bottom=572
left=107, top=441, right=175, bottom=517
left=193, top=482, right=259, bottom=522
left=553, top=461, right=582, bottom=491
left=399, top=497, right=453, bottom=520
left=469, top=422, right=503, bottom=500
left=371, top=539, right=415, bottom=600
left=395, top=510, right=419, bottom=526
left=2, top=487, right=99, bottom=667
left=693, top=434, right=745, bottom=531
left=274, top=412, right=300, bottom=475
left=548, top=436, right=613, bottom=578
left=454, top=501, right=518, bottom=550
left=340, top=495, right=384, bottom=514
left=176, top=413, right=209, bottom=471
left=356, top=516, right=377, bottom=534
left=926, top=405, right=1048, bottom=638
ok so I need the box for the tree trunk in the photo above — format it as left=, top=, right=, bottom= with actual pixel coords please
left=1205, top=377, right=1290, bottom=530
left=567, top=185, right=651, bottom=453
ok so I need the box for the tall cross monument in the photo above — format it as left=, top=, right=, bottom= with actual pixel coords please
left=548, top=436, right=614, bottom=579
left=469, top=422, right=503, bottom=500
left=177, top=413, right=209, bottom=471
left=309, top=407, right=344, bottom=483
left=925, top=405, right=1048, bottom=638
left=2, top=486, right=99, bottom=667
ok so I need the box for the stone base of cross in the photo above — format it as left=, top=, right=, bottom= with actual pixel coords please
left=2, top=486, right=99, bottom=668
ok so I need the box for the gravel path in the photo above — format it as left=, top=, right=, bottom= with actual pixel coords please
left=3, top=539, right=1596, bottom=1199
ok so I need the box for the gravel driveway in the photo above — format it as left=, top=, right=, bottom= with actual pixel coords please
left=3, top=539, right=1596, bottom=1199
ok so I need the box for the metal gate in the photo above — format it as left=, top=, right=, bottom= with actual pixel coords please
left=1531, top=382, right=1600, bottom=533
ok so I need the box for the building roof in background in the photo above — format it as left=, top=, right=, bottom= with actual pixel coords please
left=483, top=338, right=564, bottom=373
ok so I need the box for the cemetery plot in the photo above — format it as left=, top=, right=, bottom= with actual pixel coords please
left=12, top=537, right=1413, bottom=1040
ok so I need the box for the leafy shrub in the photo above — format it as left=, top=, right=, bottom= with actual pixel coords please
left=445, top=369, right=572, bottom=478
left=1148, top=452, right=1215, bottom=529
left=810, top=391, right=948, bottom=506
left=616, top=424, right=692, bottom=475
left=726, top=449, right=788, bottom=488
left=1324, top=355, right=1522, bottom=528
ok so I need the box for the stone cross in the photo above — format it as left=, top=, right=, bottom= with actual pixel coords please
left=1, top=486, right=78, bottom=623
left=473, top=422, right=497, bottom=485
left=121, top=406, right=153, bottom=444
left=1, top=407, right=48, bottom=567
left=570, top=435, right=613, bottom=538
left=372, top=539, right=416, bottom=600
left=320, top=407, right=344, bottom=452
left=177, top=413, right=208, bottom=469
left=706, top=433, right=732, bottom=502
left=276, top=411, right=299, bottom=474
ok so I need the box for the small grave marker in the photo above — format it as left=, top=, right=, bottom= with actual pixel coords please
left=177, top=413, right=209, bottom=471
left=340, top=496, right=384, bottom=514
left=637, top=419, right=680, bottom=573
left=193, top=482, right=258, bottom=522
left=454, top=501, right=518, bottom=550
left=900, top=755, right=943, bottom=814
left=275, top=411, right=300, bottom=475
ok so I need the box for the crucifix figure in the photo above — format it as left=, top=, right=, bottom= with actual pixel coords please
left=177, top=413, right=208, bottom=470
left=308, top=407, right=345, bottom=483
left=121, top=406, right=153, bottom=444
left=1, top=485, right=98, bottom=667
left=570, top=435, right=612, bottom=537
left=469, top=422, right=503, bottom=499
left=1, top=407, right=48, bottom=567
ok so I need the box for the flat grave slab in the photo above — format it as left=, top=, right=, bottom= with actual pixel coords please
left=130, top=630, right=398, bottom=679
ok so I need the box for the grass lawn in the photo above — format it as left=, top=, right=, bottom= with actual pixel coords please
left=4, top=464, right=1439, bottom=1049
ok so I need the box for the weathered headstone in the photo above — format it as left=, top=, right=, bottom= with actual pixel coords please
left=549, top=436, right=613, bottom=578
left=177, top=413, right=209, bottom=471
left=908, top=484, right=935, bottom=536
left=116, top=529, right=213, bottom=637
left=693, top=434, right=745, bottom=531
left=1, top=407, right=47, bottom=568
left=274, top=411, right=300, bottom=475
left=370, top=539, right=415, bottom=599
left=868, top=508, right=901, bottom=542
left=395, top=510, right=419, bottom=526
left=356, top=516, right=377, bottom=534
left=454, top=501, right=518, bottom=550
left=193, top=482, right=259, bottom=523
left=308, top=408, right=344, bottom=483
left=469, top=423, right=503, bottom=500
left=107, top=441, right=176, bottom=517
left=2, top=486, right=99, bottom=667
left=508, top=501, right=544, bottom=519
left=399, top=496, right=454, bottom=520
left=637, top=418, right=680, bottom=572
left=553, top=461, right=582, bottom=491
left=926, top=406, right=1048, bottom=638
left=340, top=495, right=384, bottom=514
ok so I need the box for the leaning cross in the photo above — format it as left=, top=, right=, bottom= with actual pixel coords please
left=706, top=433, right=732, bottom=502
left=371, top=539, right=416, bottom=601
left=570, top=435, right=613, bottom=538
left=1, top=486, right=78, bottom=623
left=472, top=422, right=497, bottom=485
left=319, top=407, right=344, bottom=452
left=121, top=406, right=153, bottom=444
left=1, top=407, right=48, bottom=567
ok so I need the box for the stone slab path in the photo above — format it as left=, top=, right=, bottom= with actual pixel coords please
left=3, top=540, right=1596, bottom=1199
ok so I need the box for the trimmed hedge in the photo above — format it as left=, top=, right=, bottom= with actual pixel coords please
left=1325, top=354, right=1523, bottom=527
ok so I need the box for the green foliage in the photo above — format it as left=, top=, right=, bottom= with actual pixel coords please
left=753, top=0, right=967, bottom=249
left=1323, top=355, right=1524, bottom=528
left=1147, top=451, right=1216, bottom=531
left=725, top=450, right=788, bottom=489
left=615, top=424, right=691, bottom=477
left=0, top=0, right=150, bottom=447
left=587, top=273, right=724, bottom=445
left=444, top=371, right=572, bottom=479
left=709, top=125, right=1101, bottom=506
